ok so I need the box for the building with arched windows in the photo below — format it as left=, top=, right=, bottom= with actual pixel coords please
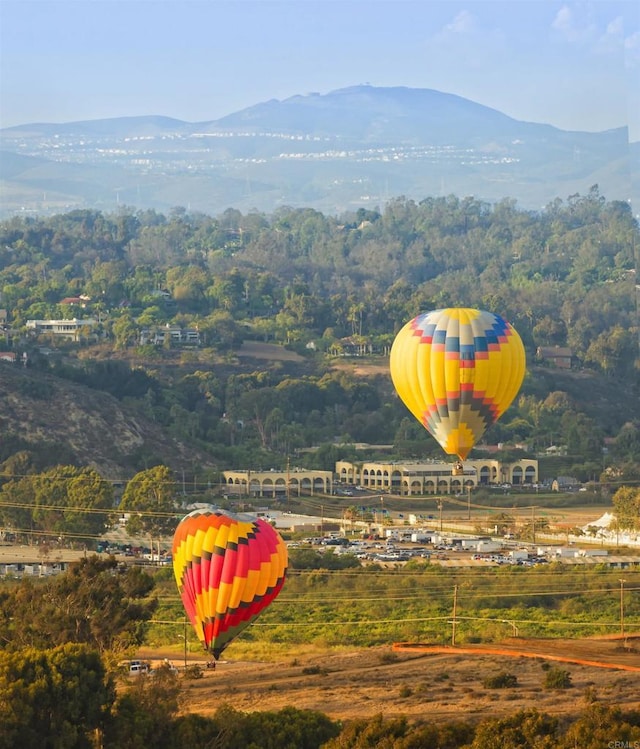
left=222, top=458, right=538, bottom=499
left=222, top=468, right=333, bottom=498
left=335, top=458, right=538, bottom=496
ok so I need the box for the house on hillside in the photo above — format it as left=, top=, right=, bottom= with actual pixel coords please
left=536, top=346, right=573, bottom=369
left=328, top=337, right=373, bottom=357
left=26, top=318, right=98, bottom=341
left=139, top=325, right=200, bottom=346
left=60, top=295, right=91, bottom=308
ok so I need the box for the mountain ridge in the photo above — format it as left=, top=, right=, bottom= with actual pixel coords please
left=1, top=85, right=635, bottom=216
left=3, top=86, right=631, bottom=139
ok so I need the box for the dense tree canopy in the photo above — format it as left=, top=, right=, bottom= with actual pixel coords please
left=0, top=556, right=156, bottom=653
left=0, top=466, right=113, bottom=540
left=0, top=643, right=114, bottom=749
left=0, top=190, right=637, bottom=487
left=1, top=189, right=636, bottom=369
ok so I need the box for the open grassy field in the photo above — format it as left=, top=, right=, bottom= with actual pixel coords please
left=137, top=634, right=640, bottom=725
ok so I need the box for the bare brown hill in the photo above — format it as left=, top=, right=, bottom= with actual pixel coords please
left=0, top=364, right=215, bottom=479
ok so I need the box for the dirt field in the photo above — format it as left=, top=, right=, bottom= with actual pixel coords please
left=0, top=544, right=88, bottom=565
left=328, top=358, right=390, bottom=377
left=138, top=635, right=640, bottom=725
left=237, top=341, right=306, bottom=362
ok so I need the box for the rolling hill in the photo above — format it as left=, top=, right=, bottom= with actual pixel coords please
left=1, top=85, right=635, bottom=217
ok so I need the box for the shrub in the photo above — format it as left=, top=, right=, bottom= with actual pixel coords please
left=183, top=664, right=203, bottom=680
left=483, top=671, right=519, bottom=689
left=583, top=686, right=598, bottom=703
left=544, top=667, right=572, bottom=689
left=302, top=665, right=327, bottom=675
left=379, top=652, right=399, bottom=664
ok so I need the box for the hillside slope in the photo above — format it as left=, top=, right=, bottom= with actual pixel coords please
left=0, top=364, right=215, bottom=480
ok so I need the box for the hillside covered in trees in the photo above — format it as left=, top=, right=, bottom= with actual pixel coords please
left=0, top=187, right=638, bottom=483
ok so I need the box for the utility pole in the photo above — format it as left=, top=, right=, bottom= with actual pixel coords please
left=286, top=455, right=291, bottom=507
left=183, top=617, right=188, bottom=670
left=451, top=584, right=458, bottom=646
left=620, top=579, right=626, bottom=637
left=531, top=505, right=536, bottom=544
left=438, top=498, right=443, bottom=533
left=467, top=485, right=471, bottom=520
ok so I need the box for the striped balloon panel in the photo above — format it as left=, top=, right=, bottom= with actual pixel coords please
left=172, top=509, right=288, bottom=659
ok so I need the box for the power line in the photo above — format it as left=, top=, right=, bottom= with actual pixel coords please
left=145, top=615, right=627, bottom=632
left=0, top=501, right=181, bottom=518
left=156, top=582, right=640, bottom=607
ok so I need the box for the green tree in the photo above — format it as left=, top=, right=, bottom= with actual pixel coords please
left=560, top=703, right=640, bottom=749
left=0, top=449, right=37, bottom=480
left=612, top=485, right=640, bottom=530
left=322, top=713, right=408, bottom=748
left=0, top=474, right=37, bottom=537
left=612, top=421, right=640, bottom=462
left=36, top=466, right=114, bottom=539
left=119, top=465, right=179, bottom=544
left=585, top=325, right=638, bottom=377
left=0, top=466, right=113, bottom=541
left=0, top=643, right=114, bottom=749
left=470, top=708, right=558, bottom=749
left=561, top=411, right=603, bottom=460
left=107, top=664, right=181, bottom=749
left=198, top=310, right=244, bottom=349
left=112, top=312, right=138, bottom=349
left=229, top=705, right=340, bottom=749
left=1, top=556, right=156, bottom=654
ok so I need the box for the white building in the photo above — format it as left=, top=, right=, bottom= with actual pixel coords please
left=335, top=458, right=538, bottom=496
left=26, top=318, right=98, bottom=341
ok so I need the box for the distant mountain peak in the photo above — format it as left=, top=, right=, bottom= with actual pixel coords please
left=210, top=84, right=523, bottom=142
left=0, top=84, right=634, bottom=217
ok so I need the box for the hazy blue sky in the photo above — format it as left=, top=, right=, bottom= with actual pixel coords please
left=1, top=0, right=638, bottom=139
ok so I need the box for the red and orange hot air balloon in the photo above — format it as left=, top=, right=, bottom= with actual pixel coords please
left=390, top=308, right=525, bottom=463
left=172, top=508, right=288, bottom=659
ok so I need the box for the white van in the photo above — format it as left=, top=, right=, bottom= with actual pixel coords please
left=119, top=659, right=149, bottom=675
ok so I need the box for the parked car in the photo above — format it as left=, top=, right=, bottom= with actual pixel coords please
left=119, top=659, right=150, bottom=676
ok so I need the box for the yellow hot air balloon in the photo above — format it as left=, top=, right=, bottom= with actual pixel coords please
left=390, top=308, right=525, bottom=462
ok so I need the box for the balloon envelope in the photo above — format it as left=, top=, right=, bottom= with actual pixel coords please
left=390, top=308, right=525, bottom=460
left=172, top=509, right=288, bottom=659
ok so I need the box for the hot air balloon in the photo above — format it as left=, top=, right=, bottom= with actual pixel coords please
left=172, top=508, right=288, bottom=659
left=390, top=308, right=525, bottom=465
